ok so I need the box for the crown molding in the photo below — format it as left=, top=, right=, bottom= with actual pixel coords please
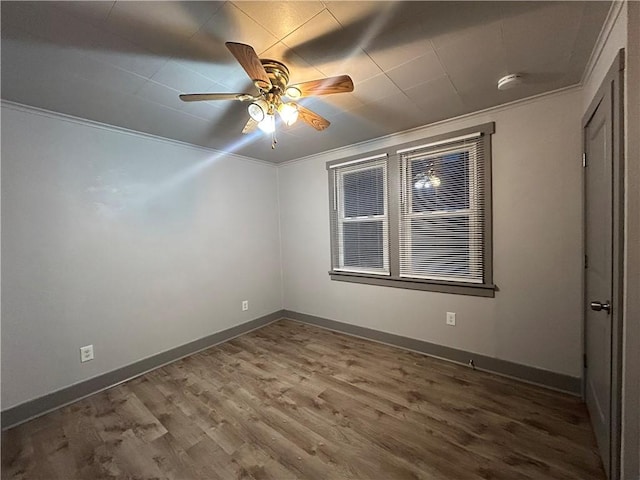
left=1, top=79, right=581, bottom=171
left=278, top=83, right=582, bottom=168
left=0, top=100, right=275, bottom=168
left=581, top=0, right=626, bottom=87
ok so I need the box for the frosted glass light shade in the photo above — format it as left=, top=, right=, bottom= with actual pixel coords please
left=278, top=102, right=298, bottom=126
left=248, top=99, right=269, bottom=122
left=285, top=86, right=301, bottom=99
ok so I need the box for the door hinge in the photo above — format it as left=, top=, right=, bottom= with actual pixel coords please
left=584, top=354, right=588, bottom=369
left=582, top=153, right=587, bottom=167
left=584, top=255, right=589, bottom=269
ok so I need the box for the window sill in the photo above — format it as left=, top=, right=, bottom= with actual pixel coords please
left=329, top=271, right=496, bottom=297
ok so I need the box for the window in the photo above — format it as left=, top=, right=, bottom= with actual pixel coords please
left=399, top=136, right=484, bottom=283
left=330, top=154, right=389, bottom=275
left=328, top=123, right=494, bottom=297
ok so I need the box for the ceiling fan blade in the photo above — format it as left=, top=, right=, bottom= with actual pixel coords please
left=286, top=75, right=354, bottom=97
left=242, top=118, right=259, bottom=134
left=225, top=42, right=272, bottom=90
left=297, top=105, right=330, bottom=131
left=179, top=93, right=255, bottom=102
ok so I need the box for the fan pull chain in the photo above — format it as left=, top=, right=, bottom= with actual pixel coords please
left=271, top=130, right=278, bottom=149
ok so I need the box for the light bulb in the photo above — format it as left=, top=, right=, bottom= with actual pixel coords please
left=278, top=102, right=299, bottom=126
left=430, top=175, right=441, bottom=187
left=248, top=99, right=268, bottom=122
left=258, top=114, right=275, bottom=133
left=414, top=181, right=423, bottom=190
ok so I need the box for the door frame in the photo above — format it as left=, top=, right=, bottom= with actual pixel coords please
left=582, top=48, right=625, bottom=480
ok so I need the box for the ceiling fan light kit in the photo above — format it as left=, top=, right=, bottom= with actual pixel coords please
left=179, top=41, right=354, bottom=148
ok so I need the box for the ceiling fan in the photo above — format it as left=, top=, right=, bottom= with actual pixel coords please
left=179, top=42, right=354, bottom=148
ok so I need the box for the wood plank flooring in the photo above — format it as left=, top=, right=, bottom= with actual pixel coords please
left=2, top=319, right=605, bottom=479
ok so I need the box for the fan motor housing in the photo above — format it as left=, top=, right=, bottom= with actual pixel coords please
left=260, top=59, right=290, bottom=93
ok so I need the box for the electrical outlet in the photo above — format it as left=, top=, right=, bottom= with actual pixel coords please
left=80, top=345, right=94, bottom=363
left=446, top=312, right=456, bottom=326
left=242, top=300, right=249, bottom=311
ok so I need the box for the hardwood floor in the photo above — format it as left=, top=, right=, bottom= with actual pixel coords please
left=2, top=319, right=604, bottom=480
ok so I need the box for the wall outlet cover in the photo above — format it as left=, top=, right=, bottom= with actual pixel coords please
left=242, top=300, right=249, bottom=311
left=80, top=345, right=94, bottom=362
left=446, top=312, right=456, bottom=326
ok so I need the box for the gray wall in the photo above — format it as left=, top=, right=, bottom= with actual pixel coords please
left=1, top=104, right=283, bottom=409
left=278, top=88, right=585, bottom=378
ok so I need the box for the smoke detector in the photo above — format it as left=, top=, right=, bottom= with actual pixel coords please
left=497, top=74, right=523, bottom=90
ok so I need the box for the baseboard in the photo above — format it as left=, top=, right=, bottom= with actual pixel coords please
left=282, top=310, right=582, bottom=396
left=1, top=310, right=286, bottom=430
left=3, top=308, right=581, bottom=430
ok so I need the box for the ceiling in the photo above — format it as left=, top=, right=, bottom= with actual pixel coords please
left=1, top=1, right=611, bottom=163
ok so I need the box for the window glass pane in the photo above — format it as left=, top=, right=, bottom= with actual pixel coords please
left=411, top=152, right=469, bottom=213
left=409, top=216, right=470, bottom=277
left=343, top=221, right=384, bottom=269
left=343, top=167, right=384, bottom=217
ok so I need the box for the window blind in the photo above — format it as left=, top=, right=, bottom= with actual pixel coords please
left=330, top=156, right=389, bottom=275
left=398, top=133, right=486, bottom=283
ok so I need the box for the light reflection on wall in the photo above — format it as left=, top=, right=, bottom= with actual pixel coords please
left=84, top=130, right=263, bottom=226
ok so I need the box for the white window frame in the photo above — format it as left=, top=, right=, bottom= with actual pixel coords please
left=400, top=143, right=482, bottom=283
left=334, top=159, right=389, bottom=275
